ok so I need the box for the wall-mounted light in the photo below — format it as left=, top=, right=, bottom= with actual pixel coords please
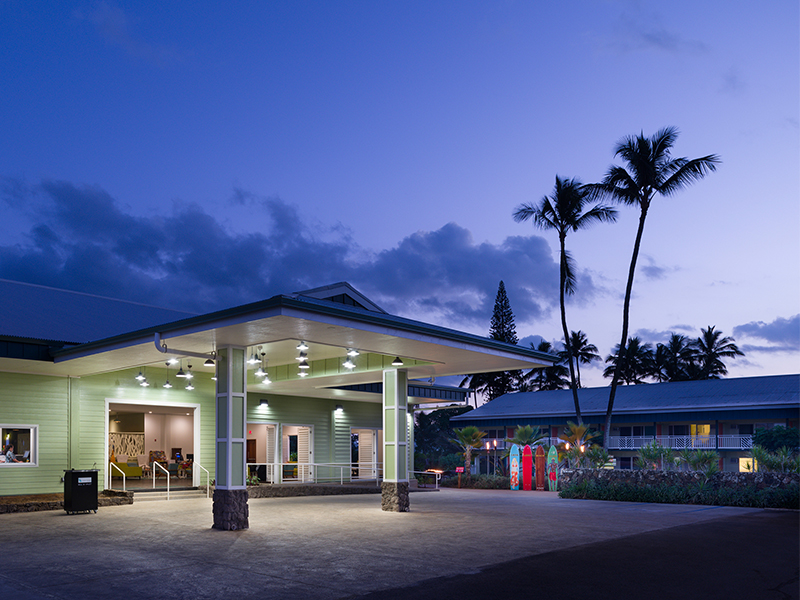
left=391, top=357, right=404, bottom=366
left=260, top=399, right=269, bottom=407
left=335, top=404, right=343, bottom=412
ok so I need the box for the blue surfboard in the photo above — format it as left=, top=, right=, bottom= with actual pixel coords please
left=510, top=444, right=520, bottom=491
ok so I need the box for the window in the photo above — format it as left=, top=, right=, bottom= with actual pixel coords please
left=1, top=425, right=37, bottom=466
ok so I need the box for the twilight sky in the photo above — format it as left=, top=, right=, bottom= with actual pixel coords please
left=1, top=1, right=798, bottom=387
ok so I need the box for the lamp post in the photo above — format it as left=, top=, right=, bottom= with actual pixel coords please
left=485, top=441, right=491, bottom=475
left=493, top=439, right=497, bottom=475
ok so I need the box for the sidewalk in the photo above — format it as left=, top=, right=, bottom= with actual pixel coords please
left=0, top=488, right=796, bottom=599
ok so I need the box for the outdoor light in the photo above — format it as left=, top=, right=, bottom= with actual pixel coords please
left=260, top=399, right=269, bottom=407
left=298, top=371, right=308, bottom=378
left=343, top=357, right=355, bottom=369
left=255, top=366, right=265, bottom=377
left=135, top=370, right=145, bottom=382
left=297, top=341, right=309, bottom=351
left=184, top=365, right=193, bottom=379
left=298, top=358, right=310, bottom=370
left=140, top=379, right=150, bottom=387
left=485, top=441, right=490, bottom=450
left=335, top=404, right=343, bottom=412
left=176, top=361, right=186, bottom=378
left=295, top=351, right=307, bottom=361
left=185, top=382, right=194, bottom=391
left=203, top=357, right=215, bottom=367
left=346, top=348, right=360, bottom=357
left=247, top=348, right=260, bottom=365
left=167, top=358, right=179, bottom=365
left=493, top=439, right=497, bottom=448
left=565, top=442, right=570, bottom=450
left=580, top=444, right=585, bottom=453
left=391, top=357, right=403, bottom=366
left=163, top=380, right=172, bottom=389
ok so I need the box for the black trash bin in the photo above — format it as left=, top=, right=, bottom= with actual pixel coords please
left=64, top=469, right=98, bottom=514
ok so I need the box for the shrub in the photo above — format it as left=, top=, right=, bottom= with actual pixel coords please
left=559, top=478, right=799, bottom=509
left=440, top=474, right=510, bottom=489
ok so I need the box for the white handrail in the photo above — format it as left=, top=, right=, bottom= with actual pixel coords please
left=109, top=462, right=126, bottom=492
left=245, top=462, right=385, bottom=485
left=152, top=461, right=170, bottom=500
left=194, top=462, right=210, bottom=498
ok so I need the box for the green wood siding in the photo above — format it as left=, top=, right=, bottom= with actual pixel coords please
left=0, top=372, right=70, bottom=496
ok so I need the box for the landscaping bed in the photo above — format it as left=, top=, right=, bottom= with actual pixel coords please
left=0, top=490, right=133, bottom=514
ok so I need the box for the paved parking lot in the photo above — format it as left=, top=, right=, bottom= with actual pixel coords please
left=0, top=488, right=796, bottom=599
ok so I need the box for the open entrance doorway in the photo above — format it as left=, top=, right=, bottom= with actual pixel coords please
left=281, top=425, right=313, bottom=482
left=246, top=423, right=278, bottom=482
left=351, top=428, right=382, bottom=480
left=106, top=400, right=200, bottom=491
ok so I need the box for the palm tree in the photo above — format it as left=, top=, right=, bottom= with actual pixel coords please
left=561, top=330, right=600, bottom=388
left=653, top=333, right=699, bottom=382
left=503, top=425, right=546, bottom=449
left=514, top=176, right=617, bottom=423
left=588, top=127, right=720, bottom=446
left=603, top=337, right=655, bottom=385
left=692, top=325, right=744, bottom=379
left=520, top=341, right=569, bottom=391
left=450, top=426, right=487, bottom=479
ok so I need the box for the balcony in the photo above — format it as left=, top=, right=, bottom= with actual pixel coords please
left=608, top=435, right=753, bottom=451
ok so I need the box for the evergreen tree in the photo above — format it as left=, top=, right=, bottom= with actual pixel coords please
left=461, top=281, right=521, bottom=401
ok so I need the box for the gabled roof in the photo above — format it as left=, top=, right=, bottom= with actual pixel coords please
left=293, top=282, right=387, bottom=313
left=452, top=374, right=800, bottom=423
left=0, top=279, right=196, bottom=344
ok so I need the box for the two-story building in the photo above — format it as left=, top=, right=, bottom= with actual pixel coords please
left=452, top=374, right=799, bottom=472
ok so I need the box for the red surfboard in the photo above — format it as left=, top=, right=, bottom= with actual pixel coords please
left=522, top=444, right=533, bottom=491
left=535, top=445, right=546, bottom=491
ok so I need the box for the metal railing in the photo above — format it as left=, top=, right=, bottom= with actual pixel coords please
left=246, top=462, right=385, bottom=485
left=194, top=462, right=210, bottom=498
left=607, top=434, right=754, bottom=450
left=109, top=462, right=126, bottom=491
left=152, top=461, right=170, bottom=500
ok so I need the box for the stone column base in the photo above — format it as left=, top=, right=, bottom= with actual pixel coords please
left=212, top=489, right=249, bottom=530
left=381, top=481, right=409, bottom=512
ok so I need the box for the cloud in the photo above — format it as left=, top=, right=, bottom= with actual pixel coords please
left=0, top=180, right=589, bottom=333
left=75, top=1, right=185, bottom=67
left=639, top=255, right=674, bottom=281
left=733, top=315, right=800, bottom=352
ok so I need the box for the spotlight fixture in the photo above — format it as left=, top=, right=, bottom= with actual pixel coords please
left=296, top=341, right=309, bottom=352
left=391, top=357, right=404, bottom=366
left=346, top=348, right=360, bottom=357
left=260, top=399, right=269, bottom=407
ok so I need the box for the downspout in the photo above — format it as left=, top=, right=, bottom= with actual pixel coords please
left=154, top=332, right=218, bottom=362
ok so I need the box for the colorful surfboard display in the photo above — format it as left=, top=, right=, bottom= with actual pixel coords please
left=510, top=444, right=520, bottom=491
left=535, top=445, right=546, bottom=491
left=522, top=445, right=533, bottom=491
left=546, top=445, right=559, bottom=491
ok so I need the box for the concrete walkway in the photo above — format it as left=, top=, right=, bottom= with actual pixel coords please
left=0, top=488, right=796, bottom=599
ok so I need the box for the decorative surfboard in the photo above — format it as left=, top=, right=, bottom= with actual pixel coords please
left=522, top=444, right=533, bottom=491
left=509, top=444, right=520, bottom=491
left=535, top=445, right=546, bottom=491
left=546, top=445, right=559, bottom=492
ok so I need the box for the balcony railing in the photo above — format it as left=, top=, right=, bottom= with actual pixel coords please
left=607, top=434, right=753, bottom=450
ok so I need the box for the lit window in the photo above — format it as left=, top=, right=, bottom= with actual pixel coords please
left=1, top=425, right=37, bottom=466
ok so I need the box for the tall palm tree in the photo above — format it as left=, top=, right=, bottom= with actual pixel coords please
left=652, top=333, right=698, bottom=382
left=514, top=176, right=616, bottom=423
left=561, top=330, right=600, bottom=388
left=450, top=426, right=487, bottom=480
left=603, top=337, right=655, bottom=385
left=692, top=325, right=744, bottom=379
left=520, top=340, right=569, bottom=391
left=588, top=128, right=720, bottom=446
